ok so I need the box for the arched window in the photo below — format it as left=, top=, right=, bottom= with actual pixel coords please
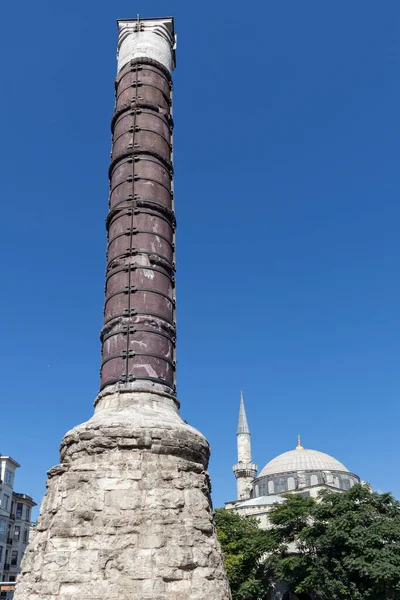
left=287, top=477, right=295, bottom=491
left=268, top=480, right=275, bottom=495
left=275, top=477, right=287, bottom=494
left=310, top=474, right=318, bottom=486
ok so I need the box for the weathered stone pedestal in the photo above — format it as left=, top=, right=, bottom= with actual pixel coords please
left=16, top=389, right=231, bottom=599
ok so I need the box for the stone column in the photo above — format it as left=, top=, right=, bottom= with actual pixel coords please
left=15, top=17, right=231, bottom=600
left=101, top=18, right=177, bottom=396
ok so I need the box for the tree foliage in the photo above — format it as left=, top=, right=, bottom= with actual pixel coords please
left=267, top=485, right=400, bottom=600
left=214, top=508, right=273, bottom=600
left=216, top=486, right=400, bottom=600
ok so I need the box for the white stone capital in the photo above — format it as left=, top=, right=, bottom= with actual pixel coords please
left=117, top=17, right=176, bottom=74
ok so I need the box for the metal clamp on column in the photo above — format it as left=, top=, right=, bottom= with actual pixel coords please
left=101, top=350, right=175, bottom=368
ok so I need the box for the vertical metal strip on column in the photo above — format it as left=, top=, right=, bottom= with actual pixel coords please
left=125, top=60, right=140, bottom=382
left=170, top=75, right=177, bottom=392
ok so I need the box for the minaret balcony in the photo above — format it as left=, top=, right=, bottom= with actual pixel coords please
left=233, top=462, right=258, bottom=478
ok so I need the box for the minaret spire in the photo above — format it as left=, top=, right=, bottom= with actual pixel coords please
left=233, top=391, right=258, bottom=501
left=237, top=390, right=250, bottom=434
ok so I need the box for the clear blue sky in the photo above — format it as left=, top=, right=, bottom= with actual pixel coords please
left=1, top=0, right=400, bottom=517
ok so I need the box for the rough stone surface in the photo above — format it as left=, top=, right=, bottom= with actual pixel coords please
left=15, top=389, right=232, bottom=599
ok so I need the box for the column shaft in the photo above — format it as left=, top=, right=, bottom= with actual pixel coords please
left=101, top=58, right=176, bottom=394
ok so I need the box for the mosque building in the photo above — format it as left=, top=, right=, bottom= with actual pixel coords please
left=225, top=392, right=361, bottom=528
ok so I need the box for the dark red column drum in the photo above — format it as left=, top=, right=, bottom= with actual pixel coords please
left=100, top=57, right=176, bottom=394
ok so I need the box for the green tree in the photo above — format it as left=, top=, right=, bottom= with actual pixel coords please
left=214, top=508, right=273, bottom=600
left=267, top=485, right=400, bottom=600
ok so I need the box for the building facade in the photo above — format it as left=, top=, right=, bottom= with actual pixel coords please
left=0, top=456, right=36, bottom=598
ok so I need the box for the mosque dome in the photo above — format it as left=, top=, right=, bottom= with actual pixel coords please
left=259, top=447, right=349, bottom=478
left=252, top=437, right=359, bottom=497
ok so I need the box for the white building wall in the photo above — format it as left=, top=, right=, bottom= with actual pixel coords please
left=0, top=455, right=35, bottom=600
left=0, top=456, right=19, bottom=587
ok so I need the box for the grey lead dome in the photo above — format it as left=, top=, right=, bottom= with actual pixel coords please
left=259, top=447, right=349, bottom=477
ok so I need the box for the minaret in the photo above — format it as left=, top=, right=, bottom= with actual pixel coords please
left=233, top=392, right=258, bottom=500
left=15, top=18, right=231, bottom=600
